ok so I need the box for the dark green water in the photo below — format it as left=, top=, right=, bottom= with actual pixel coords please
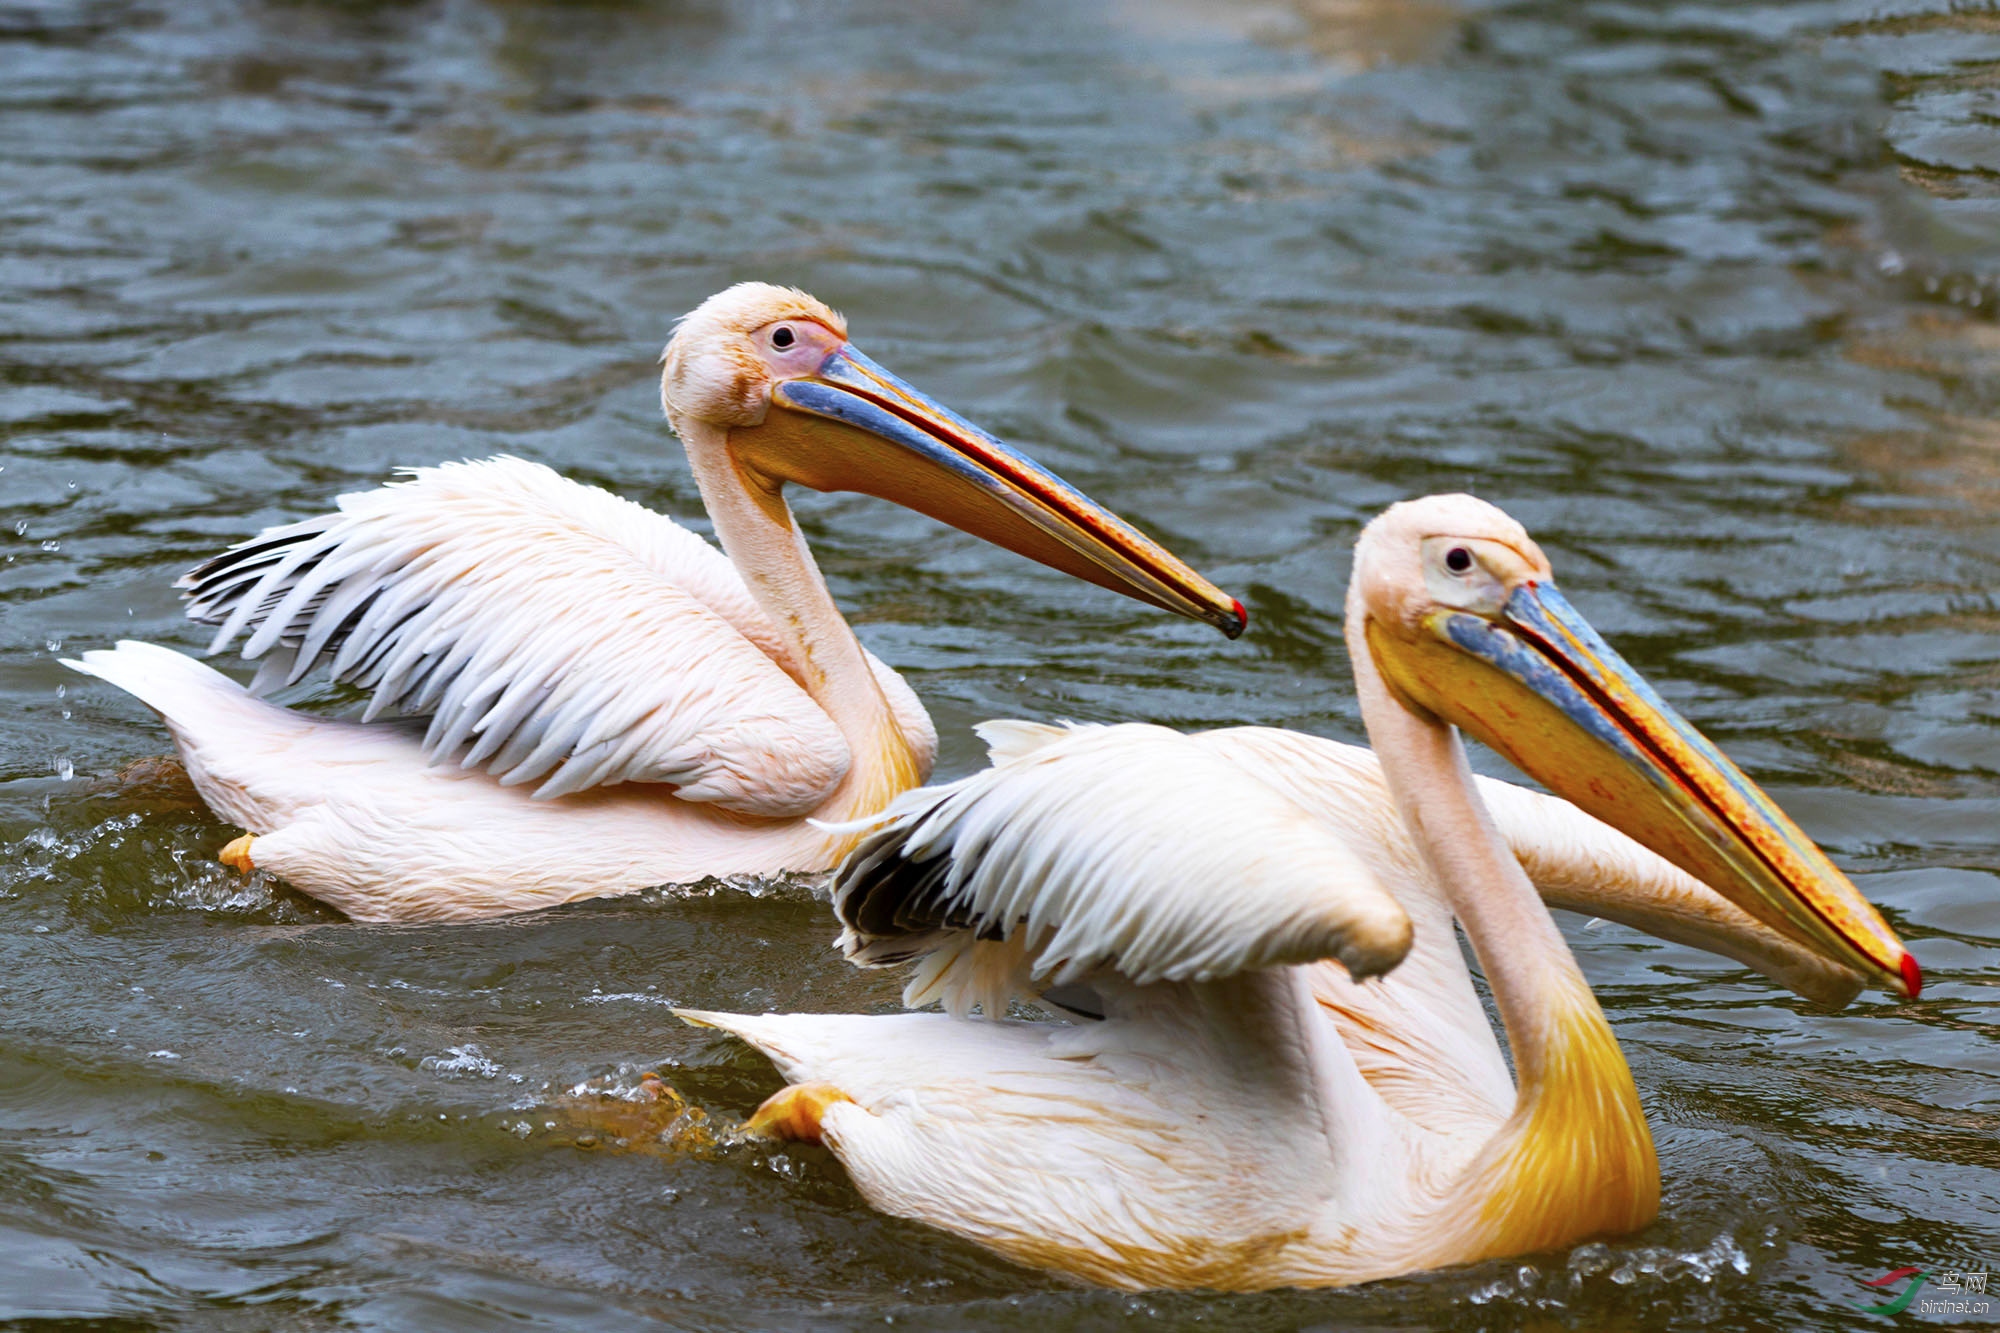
left=5, top=1, right=2000, bottom=1328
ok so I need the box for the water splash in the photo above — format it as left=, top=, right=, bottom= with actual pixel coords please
left=5, top=813, right=146, bottom=892
left=567, top=1062, right=681, bottom=1102
left=580, top=988, right=677, bottom=1008
left=1464, top=1229, right=1762, bottom=1317
left=420, top=1045, right=503, bottom=1080
left=163, top=846, right=278, bottom=913
left=627, top=871, right=832, bottom=906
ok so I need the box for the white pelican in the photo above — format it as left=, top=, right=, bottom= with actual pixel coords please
left=64, top=284, right=1243, bottom=923
left=686, top=493, right=1918, bottom=1292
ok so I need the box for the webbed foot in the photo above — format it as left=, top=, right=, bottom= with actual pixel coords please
left=218, top=833, right=255, bottom=874
left=545, top=1071, right=718, bottom=1156
left=742, top=1082, right=852, bottom=1144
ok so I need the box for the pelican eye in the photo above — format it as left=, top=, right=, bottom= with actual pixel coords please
left=1444, top=546, right=1474, bottom=575
left=772, top=326, right=796, bottom=349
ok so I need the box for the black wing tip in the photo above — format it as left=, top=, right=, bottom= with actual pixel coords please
left=831, top=793, right=982, bottom=943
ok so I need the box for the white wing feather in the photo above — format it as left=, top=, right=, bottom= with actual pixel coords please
left=830, top=722, right=1414, bottom=1017
left=179, top=457, right=860, bottom=816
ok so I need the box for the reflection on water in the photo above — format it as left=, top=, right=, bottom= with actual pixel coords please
left=1122, top=0, right=1463, bottom=71
left=4, top=0, right=2000, bottom=1328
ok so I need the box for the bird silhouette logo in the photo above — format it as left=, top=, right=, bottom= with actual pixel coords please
left=1852, top=1267, right=1928, bottom=1316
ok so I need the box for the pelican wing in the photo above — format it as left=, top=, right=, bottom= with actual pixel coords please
left=1199, top=727, right=1865, bottom=1006
left=179, top=456, right=859, bottom=816
left=832, top=721, right=1414, bottom=1017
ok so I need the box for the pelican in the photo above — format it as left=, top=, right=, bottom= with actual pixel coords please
left=64, top=284, right=1243, bottom=923
left=686, top=493, right=1918, bottom=1292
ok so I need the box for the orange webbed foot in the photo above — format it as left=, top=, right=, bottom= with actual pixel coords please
left=546, top=1071, right=718, bottom=1156
left=217, top=833, right=255, bottom=874
left=741, top=1082, right=853, bottom=1143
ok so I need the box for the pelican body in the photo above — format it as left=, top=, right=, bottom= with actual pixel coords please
left=692, top=494, right=1917, bottom=1292
left=66, top=285, right=1242, bottom=922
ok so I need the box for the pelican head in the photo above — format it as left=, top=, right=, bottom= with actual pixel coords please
left=660, top=283, right=1245, bottom=637
left=1354, top=494, right=1918, bottom=999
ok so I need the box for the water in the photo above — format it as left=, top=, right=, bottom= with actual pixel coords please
left=3, top=0, right=1999, bottom=1327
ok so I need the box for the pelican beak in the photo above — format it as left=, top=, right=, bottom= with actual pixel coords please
left=1373, top=581, right=1918, bottom=1000
left=726, top=342, right=1245, bottom=638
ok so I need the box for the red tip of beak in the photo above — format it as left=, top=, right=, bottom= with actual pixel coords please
left=1230, top=598, right=1248, bottom=637
left=1900, top=951, right=1923, bottom=999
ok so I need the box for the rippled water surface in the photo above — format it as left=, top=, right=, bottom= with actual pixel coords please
left=6, top=0, right=2000, bottom=1328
